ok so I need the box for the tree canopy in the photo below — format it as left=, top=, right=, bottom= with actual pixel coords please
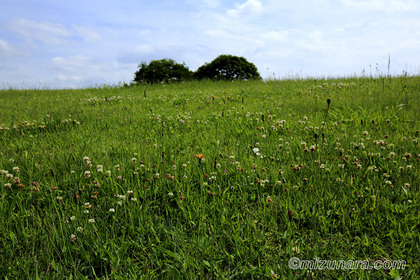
left=194, top=55, right=261, bottom=81
left=132, top=55, right=261, bottom=84
left=133, top=59, right=193, bottom=84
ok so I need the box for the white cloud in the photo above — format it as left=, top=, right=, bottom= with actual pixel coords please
left=0, top=39, right=12, bottom=52
left=261, top=30, right=290, bottom=42
left=49, top=55, right=100, bottom=73
left=6, top=18, right=103, bottom=46
left=341, top=0, right=419, bottom=12
left=57, top=74, right=83, bottom=82
left=72, top=25, right=101, bottom=43
left=185, top=0, right=220, bottom=8
left=0, top=39, right=18, bottom=57
left=227, top=0, right=263, bottom=18
left=134, top=44, right=156, bottom=54
left=42, top=54, right=136, bottom=88
left=7, top=18, right=71, bottom=46
left=203, top=0, right=220, bottom=8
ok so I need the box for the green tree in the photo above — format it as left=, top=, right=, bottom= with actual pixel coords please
left=133, top=59, right=193, bottom=84
left=194, top=55, right=261, bottom=81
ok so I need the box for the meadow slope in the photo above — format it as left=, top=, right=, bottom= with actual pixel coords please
left=0, top=77, right=419, bottom=279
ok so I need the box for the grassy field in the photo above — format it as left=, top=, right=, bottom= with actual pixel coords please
left=0, top=76, right=419, bottom=279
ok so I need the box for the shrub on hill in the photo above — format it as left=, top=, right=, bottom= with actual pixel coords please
left=194, top=54, right=262, bottom=81
left=133, top=59, right=193, bottom=84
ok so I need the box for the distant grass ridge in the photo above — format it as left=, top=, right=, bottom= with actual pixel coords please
left=0, top=77, right=419, bottom=279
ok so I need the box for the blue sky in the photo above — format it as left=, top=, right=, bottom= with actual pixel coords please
left=1, top=0, right=419, bottom=88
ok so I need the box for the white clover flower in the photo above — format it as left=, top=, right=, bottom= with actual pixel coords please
left=70, top=216, right=76, bottom=221
left=127, top=190, right=133, bottom=194
left=109, top=208, right=115, bottom=213
left=88, top=219, right=95, bottom=223
left=84, top=171, right=91, bottom=178
left=385, top=180, right=392, bottom=185
left=56, top=196, right=63, bottom=200
left=77, top=227, right=83, bottom=232
left=117, top=201, right=123, bottom=206
left=84, top=210, right=89, bottom=214
left=13, top=167, right=20, bottom=173
left=131, top=197, right=137, bottom=201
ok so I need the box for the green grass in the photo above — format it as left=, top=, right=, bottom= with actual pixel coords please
left=0, top=77, right=419, bottom=279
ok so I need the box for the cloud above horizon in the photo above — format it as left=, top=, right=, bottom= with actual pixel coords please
left=1, top=0, right=419, bottom=88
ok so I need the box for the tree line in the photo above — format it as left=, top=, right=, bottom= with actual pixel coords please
left=133, top=54, right=261, bottom=85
